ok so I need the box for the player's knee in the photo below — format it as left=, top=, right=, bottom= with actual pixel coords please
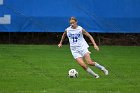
left=87, top=60, right=94, bottom=66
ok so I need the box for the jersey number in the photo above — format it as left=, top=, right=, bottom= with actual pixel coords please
left=73, top=37, right=78, bottom=43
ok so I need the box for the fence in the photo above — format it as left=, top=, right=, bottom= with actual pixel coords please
left=0, top=32, right=139, bottom=46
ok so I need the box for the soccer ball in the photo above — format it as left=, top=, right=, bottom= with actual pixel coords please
left=68, top=69, right=78, bottom=78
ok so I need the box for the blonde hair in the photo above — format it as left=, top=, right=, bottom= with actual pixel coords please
left=70, top=17, right=77, bottom=22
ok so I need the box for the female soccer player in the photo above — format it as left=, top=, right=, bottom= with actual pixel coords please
left=58, top=17, right=108, bottom=78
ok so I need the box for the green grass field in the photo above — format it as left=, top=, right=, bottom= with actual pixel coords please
left=0, top=45, right=140, bottom=93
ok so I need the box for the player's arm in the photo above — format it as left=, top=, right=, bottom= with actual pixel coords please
left=82, top=29, right=99, bottom=51
left=58, top=31, right=67, bottom=48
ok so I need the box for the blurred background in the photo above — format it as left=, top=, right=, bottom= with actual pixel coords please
left=0, top=0, right=140, bottom=45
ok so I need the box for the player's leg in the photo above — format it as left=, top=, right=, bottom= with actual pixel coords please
left=84, top=52, right=108, bottom=75
left=75, top=57, right=99, bottom=78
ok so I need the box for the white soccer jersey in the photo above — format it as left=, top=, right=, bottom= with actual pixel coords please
left=66, top=26, right=89, bottom=48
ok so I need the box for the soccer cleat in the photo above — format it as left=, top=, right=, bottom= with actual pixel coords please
left=94, top=74, right=99, bottom=78
left=102, top=68, right=108, bottom=75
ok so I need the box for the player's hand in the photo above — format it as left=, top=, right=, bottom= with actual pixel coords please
left=94, top=45, right=99, bottom=51
left=58, top=43, right=62, bottom=48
